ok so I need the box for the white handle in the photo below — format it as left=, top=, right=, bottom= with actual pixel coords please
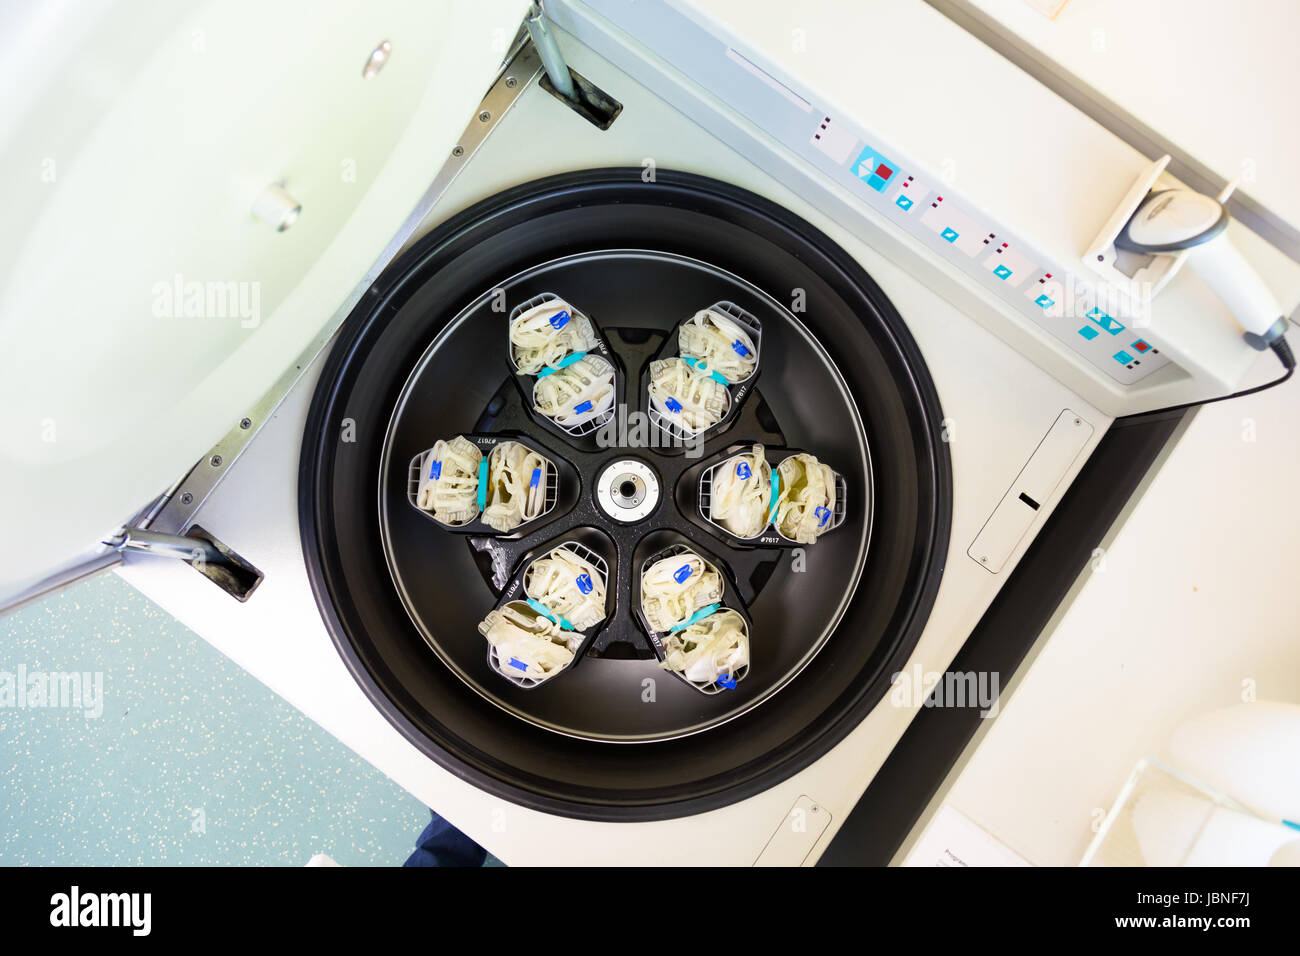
left=1188, top=232, right=1282, bottom=338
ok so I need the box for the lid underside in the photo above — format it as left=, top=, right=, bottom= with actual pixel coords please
left=0, top=0, right=529, bottom=595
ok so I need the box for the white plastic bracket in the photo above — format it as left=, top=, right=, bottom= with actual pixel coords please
left=1084, top=154, right=1238, bottom=310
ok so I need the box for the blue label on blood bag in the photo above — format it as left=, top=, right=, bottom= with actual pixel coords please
left=673, top=563, right=692, bottom=583
left=530, top=467, right=541, bottom=489
left=508, top=657, right=528, bottom=671
left=665, top=396, right=683, bottom=414
left=731, top=339, right=750, bottom=357
left=576, top=573, right=593, bottom=594
left=574, top=400, right=593, bottom=414
left=428, top=460, right=442, bottom=480
left=548, top=309, right=570, bottom=330
left=736, top=461, right=752, bottom=480
left=815, top=505, right=831, bottom=527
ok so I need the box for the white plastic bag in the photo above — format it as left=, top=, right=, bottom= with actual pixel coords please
left=648, top=357, right=729, bottom=436
left=678, top=307, right=758, bottom=383
left=532, top=354, right=615, bottom=428
left=775, top=453, right=838, bottom=543
left=415, top=436, right=482, bottom=526
left=709, top=444, right=771, bottom=537
left=482, top=441, right=549, bottom=533
left=640, top=550, right=723, bottom=633
left=525, top=546, right=608, bottom=631
left=659, top=608, right=749, bottom=685
left=478, top=601, right=579, bottom=682
left=509, top=298, right=599, bottom=375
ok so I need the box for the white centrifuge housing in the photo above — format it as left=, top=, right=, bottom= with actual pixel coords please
left=2, top=0, right=1295, bottom=864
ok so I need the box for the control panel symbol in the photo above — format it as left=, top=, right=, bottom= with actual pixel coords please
left=851, top=142, right=898, bottom=192
left=1086, top=306, right=1125, bottom=336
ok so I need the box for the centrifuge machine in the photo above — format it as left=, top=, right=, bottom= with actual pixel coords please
left=3, top=0, right=1296, bottom=865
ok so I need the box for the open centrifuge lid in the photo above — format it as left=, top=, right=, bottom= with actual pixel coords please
left=0, top=0, right=529, bottom=596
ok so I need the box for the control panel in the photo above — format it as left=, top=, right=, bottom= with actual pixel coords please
left=808, top=115, right=1169, bottom=385
left=563, top=0, right=1176, bottom=387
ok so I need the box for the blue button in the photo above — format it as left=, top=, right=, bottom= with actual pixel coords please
left=941, top=227, right=959, bottom=243
left=673, top=564, right=693, bottom=584
left=575, top=573, right=593, bottom=594
left=573, top=400, right=593, bottom=414
left=851, top=143, right=898, bottom=193
left=665, top=396, right=682, bottom=414
left=895, top=194, right=914, bottom=211
left=428, top=459, right=442, bottom=480
left=731, top=338, right=750, bottom=357
left=1034, top=294, right=1055, bottom=309
left=1087, top=306, right=1125, bottom=335
left=1113, top=350, right=1134, bottom=364
left=1078, top=326, right=1099, bottom=341
left=547, top=309, right=570, bottom=330
left=993, top=264, right=1012, bottom=280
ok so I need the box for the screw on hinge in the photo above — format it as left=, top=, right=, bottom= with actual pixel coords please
left=240, top=417, right=252, bottom=430
left=210, top=455, right=223, bottom=467
left=451, top=145, right=464, bottom=157
left=505, top=75, right=517, bottom=88
left=180, top=492, right=194, bottom=505
left=478, top=110, right=491, bottom=122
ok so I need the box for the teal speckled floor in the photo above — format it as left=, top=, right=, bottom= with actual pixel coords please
left=0, top=573, right=433, bottom=866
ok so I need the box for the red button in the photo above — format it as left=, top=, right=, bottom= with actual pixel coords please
left=1132, top=340, right=1150, bottom=352
left=875, top=163, right=893, bottom=179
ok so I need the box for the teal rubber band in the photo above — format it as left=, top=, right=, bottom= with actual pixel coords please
left=525, top=597, right=575, bottom=631
left=668, top=602, right=722, bottom=634
left=767, top=471, right=781, bottom=526
left=476, top=457, right=488, bottom=513
left=682, top=355, right=730, bottom=385
left=536, top=351, right=588, bottom=378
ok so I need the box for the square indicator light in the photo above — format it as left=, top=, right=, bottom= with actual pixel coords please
left=1113, top=350, right=1134, bottom=364
left=1034, top=294, right=1055, bottom=309
left=993, top=264, right=1012, bottom=280
left=941, top=227, right=960, bottom=243
left=1087, top=306, right=1125, bottom=336
left=895, top=194, right=914, bottom=211
left=1131, top=339, right=1151, bottom=352
left=1077, top=326, right=1099, bottom=341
